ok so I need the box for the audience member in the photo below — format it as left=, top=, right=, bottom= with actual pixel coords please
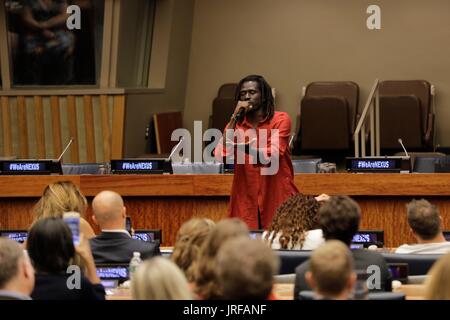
left=263, top=193, right=324, bottom=250
left=27, top=218, right=105, bottom=300
left=0, top=238, right=35, bottom=300
left=395, top=199, right=450, bottom=254
left=305, top=240, right=356, bottom=300
left=424, top=252, right=450, bottom=300
left=171, top=218, right=216, bottom=282
left=294, top=196, right=392, bottom=299
left=216, top=236, right=279, bottom=300
left=18, top=0, right=75, bottom=84
left=33, top=181, right=95, bottom=238
left=131, top=257, right=192, bottom=300
left=89, top=191, right=160, bottom=264
left=194, top=218, right=249, bottom=299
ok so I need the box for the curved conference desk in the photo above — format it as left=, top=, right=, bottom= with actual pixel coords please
left=1, top=173, right=449, bottom=247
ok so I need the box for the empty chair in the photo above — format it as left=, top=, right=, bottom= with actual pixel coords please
left=293, top=81, right=359, bottom=156
left=379, top=80, right=434, bottom=153
left=210, top=83, right=238, bottom=133
left=153, top=112, right=183, bottom=155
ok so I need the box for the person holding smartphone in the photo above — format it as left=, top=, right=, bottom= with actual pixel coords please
left=27, top=218, right=105, bottom=300
left=214, top=75, right=299, bottom=229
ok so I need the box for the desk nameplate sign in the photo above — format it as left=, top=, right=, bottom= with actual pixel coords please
left=346, top=157, right=411, bottom=173
left=110, top=159, right=173, bottom=174
left=0, top=159, right=62, bottom=175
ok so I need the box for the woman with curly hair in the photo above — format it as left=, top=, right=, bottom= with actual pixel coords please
left=263, top=193, right=326, bottom=250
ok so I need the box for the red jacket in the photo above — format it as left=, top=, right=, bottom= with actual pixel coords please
left=215, top=111, right=299, bottom=229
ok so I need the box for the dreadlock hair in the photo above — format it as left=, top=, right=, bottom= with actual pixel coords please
left=264, top=193, right=321, bottom=249
left=235, top=74, right=275, bottom=121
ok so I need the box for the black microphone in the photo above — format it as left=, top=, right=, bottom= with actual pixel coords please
left=234, top=107, right=246, bottom=123
left=397, top=138, right=409, bottom=158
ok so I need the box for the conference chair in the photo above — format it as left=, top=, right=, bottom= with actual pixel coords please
left=298, top=290, right=406, bottom=300
left=153, top=111, right=183, bottom=155
left=210, top=83, right=238, bottom=133
left=276, top=250, right=313, bottom=274
left=293, top=81, right=360, bottom=158
left=379, top=80, right=434, bottom=154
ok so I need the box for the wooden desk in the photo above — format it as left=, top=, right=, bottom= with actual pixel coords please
left=1, top=174, right=450, bottom=246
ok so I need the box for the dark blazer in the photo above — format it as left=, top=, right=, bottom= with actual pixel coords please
left=293, top=248, right=392, bottom=300
left=89, top=231, right=160, bottom=264
left=31, top=273, right=105, bottom=300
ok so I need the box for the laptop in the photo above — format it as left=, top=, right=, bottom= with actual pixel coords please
left=351, top=230, right=384, bottom=248
left=388, top=263, right=409, bottom=284
left=132, top=229, right=162, bottom=244
left=443, top=230, right=450, bottom=241
left=249, top=229, right=264, bottom=240
left=0, top=230, right=28, bottom=243
left=96, top=264, right=129, bottom=288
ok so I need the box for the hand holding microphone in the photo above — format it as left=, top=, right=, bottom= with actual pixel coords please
left=231, top=101, right=253, bottom=124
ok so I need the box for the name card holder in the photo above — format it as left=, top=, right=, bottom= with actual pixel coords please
left=110, top=159, right=173, bottom=174
left=0, top=159, right=62, bottom=175
left=346, top=156, right=411, bottom=173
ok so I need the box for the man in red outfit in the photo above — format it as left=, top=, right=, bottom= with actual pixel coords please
left=215, top=75, right=299, bottom=229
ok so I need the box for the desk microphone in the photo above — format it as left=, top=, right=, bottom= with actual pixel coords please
left=57, top=137, right=74, bottom=162
left=397, top=138, right=409, bottom=158
left=168, top=137, right=184, bottom=161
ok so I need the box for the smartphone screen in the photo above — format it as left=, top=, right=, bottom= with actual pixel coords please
left=125, top=217, right=132, bottom=234
left=63, top=212, right=80, bottom=245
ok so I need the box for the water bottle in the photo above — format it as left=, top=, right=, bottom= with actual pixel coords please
left=352, top=271, right=369, bottom=300
left=129, top=251, right=142, bottom=280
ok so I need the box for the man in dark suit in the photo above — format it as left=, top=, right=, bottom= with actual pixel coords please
left=0, top=238, right=35, bottom=300
left=90, top=191, right=160, bottom=264
left=294, top=196, right=392, bottom=300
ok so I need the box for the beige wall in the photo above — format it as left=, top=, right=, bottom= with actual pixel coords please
left=123, top=0, right=195, bottom=157
left=184, top=0, right=450, bottom=149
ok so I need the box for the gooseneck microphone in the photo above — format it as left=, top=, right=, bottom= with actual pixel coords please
left=57, top=137, right=74, bottom=162
left=398, top=138, right=409, bottom=158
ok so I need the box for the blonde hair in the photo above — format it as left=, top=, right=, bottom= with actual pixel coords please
left=425, top=253, right=450, bottom=300
left=171, top=218, right=216, bottom=282
left=131, top=257, right=192, bottom=300
left=33, top=181, right=87, bottom=221
left=309, top=240, right=353, bottom=297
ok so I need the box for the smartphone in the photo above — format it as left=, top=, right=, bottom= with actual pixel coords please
left=63, top=211, right=80, bottom=245
left=125, top=216, right=132, bottom=234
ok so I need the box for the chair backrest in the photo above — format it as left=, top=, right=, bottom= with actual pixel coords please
left=217, top=83, right=238, bottom=98
left=305, top=81, right=359, bottom=133
left=62, top=163, right=106, bottom=175
left=298, top=290, right=406, bottom=300
left=275, top=250, right=313, bottom=274
left=153, top=111, right=183, bottom=155
left=211, top=83, right=238, bottom=132
left=300, top=96, right=350, bottom=150
left=379, top=80, right=431, bottom=134
left=382, top=253, right=441, bottom=275
left=379, top=95, right=423, bottom=149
